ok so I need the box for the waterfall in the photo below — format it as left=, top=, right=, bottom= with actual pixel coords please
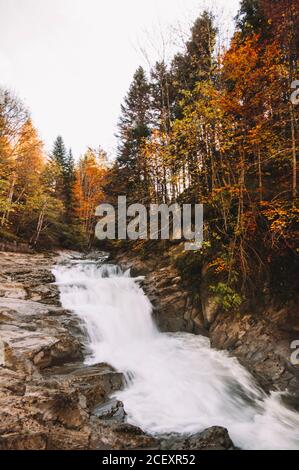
left=53, top=254, right=299, bottom=450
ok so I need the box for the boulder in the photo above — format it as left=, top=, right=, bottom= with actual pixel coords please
left=160, top=426, right=235, bottom=450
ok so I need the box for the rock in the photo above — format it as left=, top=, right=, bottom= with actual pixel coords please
left=47, top=428, right=90, bottom=450
left=0, top=368, right=26, bottom=396
left=0, top=282, right=27, bottom=300
left=188, top=426, right=235, bottom=450
left=43, top=362, right=124, bottom=408
left=0, top=432, right=48, bottom=450
left=209, top=306, right=299, bottom=392
left=160, top=426, right=235, bottom=450
left=94, top=398, right=126, bottom=422
left=0, top=327, right=83, bottom=371
left=200, top=263, right=220, bottom=327
left=108, top=422, right=159, bottom=450
left=201, top=294, right=219, bottom=326
left=29, top=284, right=60, bottom=304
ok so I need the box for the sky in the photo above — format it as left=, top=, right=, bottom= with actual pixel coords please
left=0, top=0, right=240, bottom=158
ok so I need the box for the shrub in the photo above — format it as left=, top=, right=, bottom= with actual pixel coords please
left=210, top=282, right=243, bottom=312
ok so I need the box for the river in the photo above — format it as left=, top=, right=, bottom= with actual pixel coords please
left=53, top=253, right=299, bottom=450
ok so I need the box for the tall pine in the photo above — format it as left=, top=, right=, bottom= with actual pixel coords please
left=50, top=136, right=76, bottom=219
left=116, top=66, right=151, bottom=203
left=50, top=136, right=67, bottom=203
left=64, top=149, right=75, bottom=221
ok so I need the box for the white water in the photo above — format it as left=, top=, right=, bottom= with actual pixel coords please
left=53, top=254, right=299, bottom=450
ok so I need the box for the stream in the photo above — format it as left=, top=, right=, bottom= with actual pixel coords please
left=53, top=253, right=299, bottom=450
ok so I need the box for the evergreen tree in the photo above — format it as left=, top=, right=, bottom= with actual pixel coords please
left=64, top=148, right=76, bottom=220
left=171, top=10, right=217, bottom=113
left=169, top=12, right=218, bottom=196
left=236, top=0, right=267, bottom=38
left=50, top=136, right=67, bottom=203
left=150, top=61, right=175, bottom=133
left=50, top=136, right=76, bottom=218
left=116, top=66, right=151, bottom=203
left=51, top=135, right=67, bottom=168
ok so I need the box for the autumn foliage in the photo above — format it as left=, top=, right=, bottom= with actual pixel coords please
left=0, top=0, right=298, bottom=300
left=107, top=0, right=298, bottom=299
left=0, top=91, right=108, bottom=248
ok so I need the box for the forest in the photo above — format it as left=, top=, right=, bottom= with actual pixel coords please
left=0, top=0, right=298, bottom=305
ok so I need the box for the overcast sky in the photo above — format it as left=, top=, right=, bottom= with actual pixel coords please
left=0, top=0, right=240, bottom=158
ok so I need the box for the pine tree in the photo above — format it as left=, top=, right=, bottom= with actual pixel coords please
left=116, top=66, right=151, bottom=203
left=50, top=136, right=67, bottom=203
left=64, top=148, right=76, bottom=221
left=236, top=0, right=267, bottom=38
left=169, top=11, right=218, bottom=197
left=150, top=61, right=175, bottom=134
left=51, top=135, right=67, bottom=169
left=171, top=10, right=217, bottom=111
left=50, top=136, right=77, bottom=216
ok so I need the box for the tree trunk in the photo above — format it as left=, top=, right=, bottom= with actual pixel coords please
left=289, top=103, right=297, bottom=203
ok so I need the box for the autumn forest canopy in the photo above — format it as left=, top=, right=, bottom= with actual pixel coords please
left=0, top=0, right=298, bottom=304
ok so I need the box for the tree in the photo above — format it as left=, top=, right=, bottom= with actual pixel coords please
left=261, top=0, right=299, bottom=202
left=50, top=137, right=78, bottom=218
left=74, top=148, right=108, bottom=244
left=111, top=5, right=298, bottom=298
left=50, top=136, right=68, bottom=203
left=51, top=135, right=67, bottom=168
left=171, top=11, right=217, bottom=113
left=236, top=0, right=266, bottom=38
left=64, top=148, right=76, bottom=221
left=0, top=89, right=29, bottom=227
left=116, top=66, right=151, bottom=203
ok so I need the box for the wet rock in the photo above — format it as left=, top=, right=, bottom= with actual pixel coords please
left=160, top=426, right=235, bottom=450
left=28, top=284, right=60, bottom=304
left=209, top=307, right=299, bottom=392
left=43, top=362, right=124, bottom=408
left=94, top=399, right=126, bottom=422
left=104, top=422, right=159, bottom=450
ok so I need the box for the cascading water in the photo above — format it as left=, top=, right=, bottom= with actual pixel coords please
left=53, top=253, right=299, bottom=450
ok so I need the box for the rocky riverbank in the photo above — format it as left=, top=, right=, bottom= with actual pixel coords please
left=0, top=250, right=235, bottom=450
left=113, top=249, right=299, bottom=396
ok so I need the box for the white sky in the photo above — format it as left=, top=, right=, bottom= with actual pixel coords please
left=0, top=0, right=240, bottom=158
